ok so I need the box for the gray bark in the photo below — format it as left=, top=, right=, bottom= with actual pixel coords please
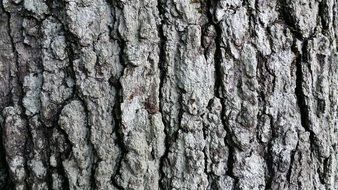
left=0, top=0, right=338, bottom=189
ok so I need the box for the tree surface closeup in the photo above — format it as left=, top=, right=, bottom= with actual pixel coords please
left=0, top=0, right=338, bottom=189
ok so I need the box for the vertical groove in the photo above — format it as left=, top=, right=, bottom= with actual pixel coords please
left=2, top=5, right=32, bottom=189
left=208, top=0, right=239, bottom=188
left=157, top=0, right=169, bottom=186
left=293, top=40, right=317, bottom=155
left=108, top=4, right=126, bottom=188
left=0, top=2, right=12, bottom=188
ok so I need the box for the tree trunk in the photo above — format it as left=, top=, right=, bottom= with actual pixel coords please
left=0, top=0, right=338, bottom=189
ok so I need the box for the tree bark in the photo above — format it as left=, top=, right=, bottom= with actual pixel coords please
left=0, top=0, right=338, bottom=189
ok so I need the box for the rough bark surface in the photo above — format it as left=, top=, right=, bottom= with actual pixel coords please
left=0, top=0, right=338, bottom=189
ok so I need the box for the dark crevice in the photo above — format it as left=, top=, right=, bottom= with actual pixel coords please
left=256, top=51, right=276, bottom=190
left=286, top=140, right=298, bottom=184
left=333, top=2, right=338, bottom=51
left=207, top=0, right=238, bottom=188
left=5, top=1, right=60, bottom=188
left=316, top=151, right=329, bottom=185
left=318, top=0, right=330, bottom=32
left=62, top=24, right=113, bottom=190
left=246, top=0, right=257, bottom=39
left=50, top=100, right=73, bottom=190
left=226, top=144, right=238, bottom=190
left=159, top=84, right=183, bottom=189
left=42, top=123, right=53, bottom=190
left=54, top=148, right=70, bottom=190
left=66, top=78, right=99, bottom=190
left=0, top=3, right=14, bottom=189
left=293, top=39, right=325, bottom=184
left=110, top=79, right=126, bottom=190
left=293, top=40, right=318, bottom=156
left=41, top=3, right=54, bottom=190
left=206, top=0, right=221, bottom=99
left=157, top=0, right=170, bottom=189
left=52, top=6, right=82, bottom=189
left=277, top=0, right=304, bottom=40
left=278, top=0, right=328, bottom=179
left=79, top=98, right=98, bottom=190
left=63, top=24, right=98, bottom=189
left=158, top=63, right=184, bottom=189
left=279, top=2, right=323, bottom=187
left=320, top=156, right=330, bottom=184
left=292, top=37, right=326, bottom=189
left=202, top=0, right=218, bottom=187
left=2, top=5, right=34, bottom=189
left=0, top=119, right=11, bottom=190
left=108, top=5, right=127, bottom=190
left=264, top=114, right=275, bottom=190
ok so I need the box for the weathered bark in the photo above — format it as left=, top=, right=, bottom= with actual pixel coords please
left=0, top=0, right=338, bottom=189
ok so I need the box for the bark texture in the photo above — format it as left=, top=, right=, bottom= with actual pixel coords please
left=0, top=0, right=338, bottom=189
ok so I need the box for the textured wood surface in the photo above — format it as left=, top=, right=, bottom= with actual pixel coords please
left=0, top=0, right=338, bottom=189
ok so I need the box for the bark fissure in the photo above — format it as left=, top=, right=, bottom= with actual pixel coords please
left=108, top=4, right=126, bottom=189
left=111, top=82, right=125, bottom=190
left=157, top=0, right=169, bottom=188
left=265, top=114, right=275, bottom=190
left=209, top=1, right=241, bottom=188
left=2, top=6, right=35, bottom=189
left=0, top=4, right=14, bottom=188
left=294, top=40, right=317, bottom=155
